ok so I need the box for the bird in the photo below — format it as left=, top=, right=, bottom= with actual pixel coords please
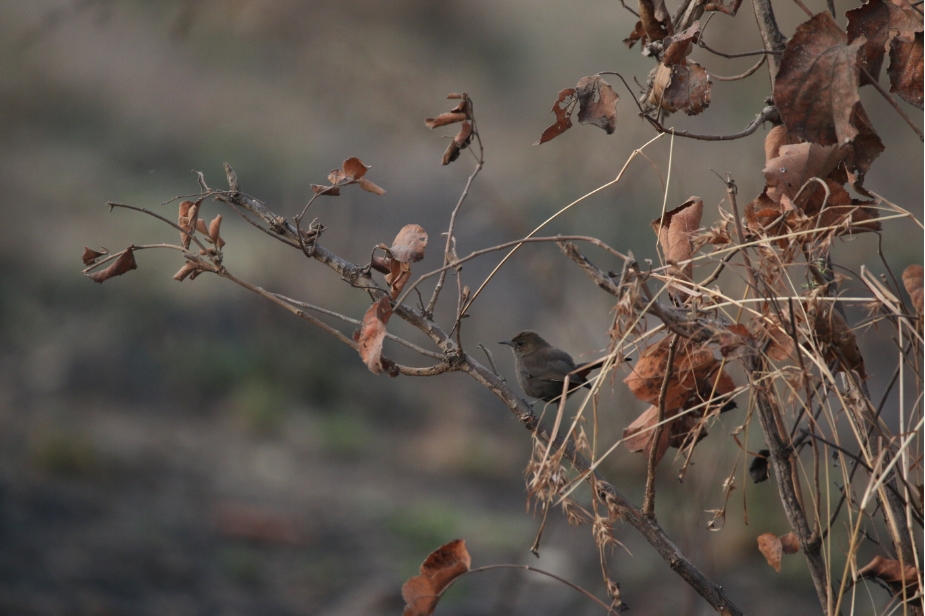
left=499, top=330, right=594, bottom=403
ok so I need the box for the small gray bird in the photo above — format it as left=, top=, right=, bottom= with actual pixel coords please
left=500, top=330, right=593, bottom=402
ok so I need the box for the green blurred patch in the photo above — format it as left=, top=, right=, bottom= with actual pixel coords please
left=231, top=379, right=290, bottom=436
left=29, top=426, right=104, bottom=478
left=217, top=544, right=263, bottom=587
left=319, top=412, right=372, bottom=456
left=385, top=502, right=462, bottom=556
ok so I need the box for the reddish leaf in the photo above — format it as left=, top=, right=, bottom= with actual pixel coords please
left=757, top=532, right=783, bottom=571
left=535, top=88, right=577, bottom=145
left=389, top=224, right=428, bottom=263
left=624, top=20, right=648, bottom=48
left=88, top=248, right=138, bottom=283
left=354, top=297, right=398, bottom=376
left=809, top=301, right=866, bottom=377
left=81, top=246, right=107, bottom=265
left=178, top=198, right=204, bottom=249
left=173, top=261, right=199, bottom=282
left=342, top=157, right=369, bottom=180
left=576, top=75, right=619, bottom=134
left=774, top=13, right=865, bottom=146
left=847, top=0, right=922, bottom=82
left=402, top=540, right=471, bottom=616
left=902, top=264, right=924, bottom=313
left=208, top=215, right=224, bottom=246
left=638, top=0, right=673, bottom=41
left=888, top=32, right=924, bottom=108
left=662, top=22, right=702, bottom=66
left=385, top=260, right=412, bottom=300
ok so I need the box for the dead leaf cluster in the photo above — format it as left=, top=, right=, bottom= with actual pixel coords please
left=311, top=156, right=386, bottom=196
left=646, top=23, right=712, bottom=116
left=623, top=336, right=736, bottom=465
left=535, top=75, right=619, bottom=145
left=425, top=94, right=475, bottom=165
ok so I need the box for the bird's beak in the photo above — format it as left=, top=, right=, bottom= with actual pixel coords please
left=499, top=340, right=512, bottom=347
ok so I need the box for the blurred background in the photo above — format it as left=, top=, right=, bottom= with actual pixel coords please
left=0, top=1, right=921, bottom=615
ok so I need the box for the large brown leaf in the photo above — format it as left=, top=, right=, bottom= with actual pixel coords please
left=763, top=142, right=845, bottom=203
left=354, top=297, right=399, bottom=377
left=847, top=0, right=922, bottom=82
left=774, top=13, right=865, bottom=146
left=649, top=62, right=712, bottom=115
left=651, top=197, right=704, bottom=290
left=575, top=75, right=619, bottom=134
left=888, top=32, right=924, bottom=108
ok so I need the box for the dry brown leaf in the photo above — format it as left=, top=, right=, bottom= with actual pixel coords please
left=902, top=264, right=924, bottom=313
left=389, top=224, right=428, bottom=263
left=763, top=143, right=846, bottom=204
left=208, top=215, right=224, bottom=246
left=809, top=302, right=866, bottom=377
left=359, top=177, right=386, bottom=195
left=535, top=88, right=577, bottom=145
left=624, top=336, right=716, bottom=410
left=763, top=316, right=796, bottom=361
left=354, top=296, right=399, bottom=377
left=662, top=22, right=702, bottom=66
left=764, top=125, right=795, bottom=163
left=81, top=246, right=106, bottom=266
left=311, top=184, right=341, bottom=196
left=774, top=13, right=865, bottom=146
left=402, top=540, right=471, bottom=616
left=639, top=0, right=673, bottom=41
left=757, top=532, right=783, bottom=571
left=651, top=198, right=704, bottom=294
left=623, top=405, right=674, bottom=465
left=575, top=75, right=619, bottom=134
left=779, top=532, right=800, bottom=555
left=385, top=260, right=412, bottom=300
left=173, top=261, right=199, bottom=282
left=425, top=99, right=470, bottom=128
left=649, top=62, right=712, bottom=115
left=178, top=198, right=204, bottom=249
left=88, top=248, right=138, bottom=283
left=858, top=555, right=920, bottom=598
left=342, top=157, right=369, bottom=180
left=888, top=32, right=924, bottom=109
left=442, top=120, right=473, bottom=165
left=624, top=20, right=649, bottom=48
left=847, top=0, right=922, bottom=82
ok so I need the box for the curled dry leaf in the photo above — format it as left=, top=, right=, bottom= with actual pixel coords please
left=902, top=264, right=924, bottom=313
left=624, top=335, right=717, bottom=410
left=82, top=246, right=107, bottom=266
left=341, top=156, right=369, bottom=180
left=173, top=261, right=201, bottom=282
left=847, top=0, right=922, bottom=83
left=310, top=184, right=341, bottom=196
left=535, top=88, right=577, bottom=145
left=623, top=405, right=674, bottom=465
left=638, top=0, right=673, bottom=41
left=354, top=296, right=399, bottom=377
left=624, top=20, right=648, bottom=48
left=318, top=157, right=385, bottom=195
left=774, top=13, right=865, bottom=146
left=764, top=125, right=795, bottom=163
left=88, top=248, right=138, bottom=283
left=575, top=75, right=619, bottom=134
left=888, top=32, right=924, bottom=109
left=178, top=198, right=204, bottom=249
left=425, top=98, right=470, bottom=128
left=651, top=197, right=704, bottom=297
left=442, top=120, right=473, bottom=165
left=402, top=539, right=471, bottom=616
left=857, top=555, right=920, bottom=598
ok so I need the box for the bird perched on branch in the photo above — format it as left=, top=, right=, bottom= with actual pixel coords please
left=500, top=330, right=596, bottom=403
